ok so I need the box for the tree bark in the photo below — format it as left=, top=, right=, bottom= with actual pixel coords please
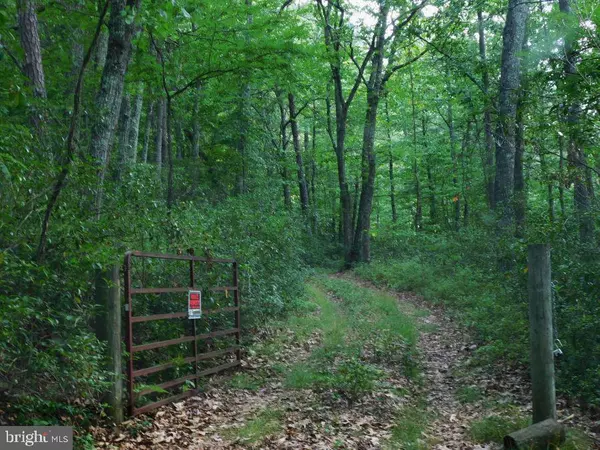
left=17, top=0, right=47, bottom=99
left=235, top=0, right=253, bottom=195
left=447, top=95, right=460, bottom=231
left=422, top=116, right=437, bottom=224
left=155, top=98, right=165, bottom=172
left=127, top=88, right=144, bottom=163
left=351, top=0, right=389, bottom=263
left=192, top=81, right=202, bottom=159
left=288, top=93, right=310, bottom=213
left=115, top=92, right=131, bottom=181
left=410, top=65, right=422, bottom=232
left=514, top=94, right=526, bottom=238
left=166, top=97, right=174, bottom=208
left=493, top=0, right=529, bottom=231
left=89, top=0, right=140, bottom=216
left=478, top=8, right=495, bottom=209
left=141, top=100, right=154, bottom=163
left=385, top=100, right=397, bottom=223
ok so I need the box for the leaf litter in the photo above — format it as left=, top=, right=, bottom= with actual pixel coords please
left=93, top=275, right=599, bottom=449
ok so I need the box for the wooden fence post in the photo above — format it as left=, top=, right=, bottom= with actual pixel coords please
left=95, top=264, right=123, bottom=425
left=527, top=244, right=556, bottom=424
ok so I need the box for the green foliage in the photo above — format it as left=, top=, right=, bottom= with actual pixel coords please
left=387, top=404, right=431, bottom=450
left=360, top=228, right=600, bottom=407
left=222, top=409, right=283, bottom=445
left=469, top=414, right=530, bottom=443
left=456, top=386, right=483, bottom=404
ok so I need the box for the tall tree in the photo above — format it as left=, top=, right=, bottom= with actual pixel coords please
left=478, top=8, right=495, bottom=209
left=288, top=92, right=310, bottom=213
left=89, top=0, right=141, bottom=216
left=493, top=0, right=529, bottom=233
left=17, top=0, right=46, bottom=99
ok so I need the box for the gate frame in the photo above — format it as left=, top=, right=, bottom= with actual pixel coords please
left=123, top=250, right=241, bottom=416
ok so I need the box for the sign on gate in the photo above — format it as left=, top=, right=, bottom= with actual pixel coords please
left=188, top=290, right=202, bottom=319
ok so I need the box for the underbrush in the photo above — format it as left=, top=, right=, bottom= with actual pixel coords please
left=356, top=228, right=600, bottom=408
left=0, top=163, right=318, bottom=433
left=284, top=278, right=419, bottom=401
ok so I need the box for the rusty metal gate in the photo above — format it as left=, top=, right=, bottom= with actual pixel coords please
left=124, top=250, right=241, bottom=416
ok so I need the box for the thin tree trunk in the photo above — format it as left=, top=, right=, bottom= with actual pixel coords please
left=155, top=98, right=164, bottom=173
left=558, top=129, right=566, bottom=217
left=141, top=100, right=154, bottom=163
left=127, top=87, right=144, bottom=163
left=478, top=8, right=495, bottom=209
left=352, top=181, right=359, bottom=232
left=448, top=96, right=460, bottom=231
left=235, top=0, right=253, bottom=194
left=115, top=93, right=131, bottom=181
left=385, top=100, right=397, bottom=223
left=166, top=97, right=174, bottom=208
left=176, top=116, right=184, bottom=160
left=192, top=81, right=202, bottom=159
left=422, top=116, right=437, bottom=223
left=514, top=91, right=526, bottom=238
left=35, top=0, right=109, bottom=260
left=410, top=65, right=422, bottom=231
left=288, top=93, right=310, bottom=213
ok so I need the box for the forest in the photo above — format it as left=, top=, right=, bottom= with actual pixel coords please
left=1, top=0, right=599, bottom=448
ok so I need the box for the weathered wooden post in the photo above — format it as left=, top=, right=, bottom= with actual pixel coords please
left=504, top=244, right=564, bottom=449
left=95, top=264, right=123, bottom=425
left=527, top=244, right=556, bottom=423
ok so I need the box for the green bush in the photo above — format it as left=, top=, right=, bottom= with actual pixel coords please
left=359, top=228, right=600, bottom=406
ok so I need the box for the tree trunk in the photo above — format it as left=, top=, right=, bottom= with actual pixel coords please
left=127, top=88, right=144, bottom=163
left=422, top=117, right=437, bottom=224
left=89, top=0, right=140, bottom=216
left=448, top=96, right=460, bottom=231
left=288, top=93, right=310, bottom=213
left=166, top=97, right=174, bottom=208
left=351, top=0, right=389, bottom=263
left=409, top=65, right=422, bottom=232
left=192, top=81, right=202, bottom=159
left=115, top=93, right=131, bottom=181
left=493, top=0, right=529, bottom=231
left=559, top=0, right=595, bottom=246
left=557, top=129, right=566, bottom=217
left=17, top=0, right=47, bottom=99
left=352, top=181, right=359, bottom=232
left=478, top=8, right=495, bottom=209
left=93, top=29, right=109, bottom=70
left=385, top=100, right=397, bottom=223
left=176, top=115, right=185, bottom=160
left=235, top=0, right=253, bottom=195
left=514, top=94, right=526, bottom=238
left=141, top=101, right=154, bottom=163
left=155, top=98, right=165, bottom=172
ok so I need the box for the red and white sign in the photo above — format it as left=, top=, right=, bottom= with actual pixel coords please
left=188, top=290, right=202, bottom=319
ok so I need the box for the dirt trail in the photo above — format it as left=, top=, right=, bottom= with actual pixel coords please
left=94, top=275, right=597, bottom=449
